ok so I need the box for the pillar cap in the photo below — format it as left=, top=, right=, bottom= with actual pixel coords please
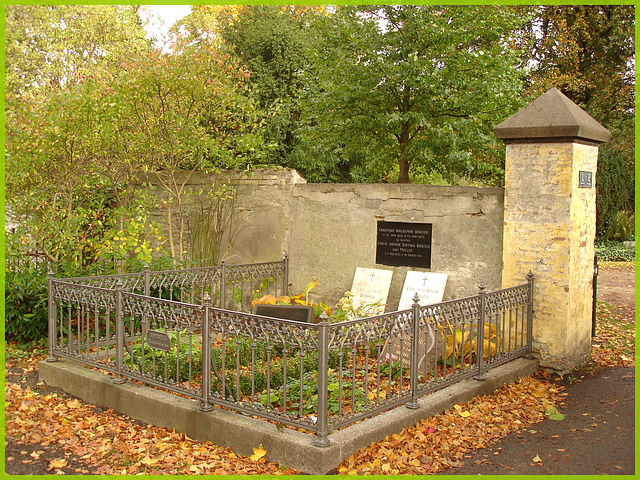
left=494, top=88, right=610, bottom=144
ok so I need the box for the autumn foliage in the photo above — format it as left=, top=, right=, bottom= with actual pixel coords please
left=5, top=275, right=634, bottom=475
left=5, top=364, right=293, bottom=475
left=337, top=376, right=564, bottom=474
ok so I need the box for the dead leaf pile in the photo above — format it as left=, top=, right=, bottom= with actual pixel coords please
left=591, top=301, right=635, bottom=368
left=4, top=382, right=296, bottom=475
left=337, top=376, right=565, bottom=475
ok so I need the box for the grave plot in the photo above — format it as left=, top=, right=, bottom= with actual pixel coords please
left=46, top=257, right=534, bottom=445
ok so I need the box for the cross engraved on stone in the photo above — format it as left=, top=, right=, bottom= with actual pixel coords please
left=370, top=272, right=376, bottom=282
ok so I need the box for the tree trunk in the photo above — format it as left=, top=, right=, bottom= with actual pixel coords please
left=167, top=204, right=176, bottom=262
left=398, top=158, right=411, bottom=183
left=397, top=123, right=411, bottom=183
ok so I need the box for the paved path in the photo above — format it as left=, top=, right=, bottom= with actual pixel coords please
left=440, top=367, right=635, bottom=475
left=441, top=264, right=636, bottom=475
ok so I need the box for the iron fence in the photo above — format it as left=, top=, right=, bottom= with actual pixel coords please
left=48, top=260, right=533, bottom=446
left=58, top=257, right=289, bottom=309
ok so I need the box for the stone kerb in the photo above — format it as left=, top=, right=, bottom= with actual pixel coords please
left=39, top=357, right=538, bottom=474
left=495, top=87, right=610, bottom=373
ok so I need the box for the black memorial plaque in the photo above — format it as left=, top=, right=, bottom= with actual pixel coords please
left=376, top=221, right=432, bottom=268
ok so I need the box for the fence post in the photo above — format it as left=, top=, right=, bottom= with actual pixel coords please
left=283, top=253, right=289, bottom=297
left=474, top=284, right=486, bottom=381
left=314, top=312, right=330, bottom=447
left=406, top=293, right=421, bottom=409
left=200, top=293, right=213, bottom=412
left=220, top=259, right=227, bottom=310
left=113, top=280, right=126, bottom=385
left=525, top=271, right=535, bottom=359
left=142, top=263, right=151, bottom=334
left=46, top=268, right=58, bottom=362
left=143, top=263, right=151, bottom=296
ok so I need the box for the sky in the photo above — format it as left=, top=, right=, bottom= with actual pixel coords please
left=140, top=5, right=192, bottom=44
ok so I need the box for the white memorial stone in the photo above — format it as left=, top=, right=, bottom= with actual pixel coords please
left=398, top=271, right=448, bottom=309
left=381, top=271, right=448, bottom=371
left=350, top=267, right=393, bottom=315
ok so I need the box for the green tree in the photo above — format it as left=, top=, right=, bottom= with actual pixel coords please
left=293, top=5, right=531, bottom=184
left=179, top=5, right=323, bottom=165
left=213, top=5, right=316, bottom=107
left=5, top=4, right=149, bottom=99
left=5, top=5, right=263, bottom=269
left=120, top=40, right=263, bottom=263
left=5, top=5, right=153, bottom=271
left=526, top=5, right=635, bottom=128
left=5, top=66, right=155, bottom=271
left=5, top=5, right=263, bottom=340
left=524, top=5, right=635, bottom=229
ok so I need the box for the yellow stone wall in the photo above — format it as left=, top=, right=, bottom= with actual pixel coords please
left=502, top=142, right=598, bottom=372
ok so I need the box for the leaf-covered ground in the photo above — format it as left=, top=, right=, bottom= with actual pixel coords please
left=334, top=293, right=635, bottom=475
left=4, top=350, right=565, bottom=475
left=590, top=301, right=635, bottom=368
left=337, top=375, right=565, bottom=475
left=5, top=346, right=301, bottom=475
left=4, top=265, right=634, bottom=475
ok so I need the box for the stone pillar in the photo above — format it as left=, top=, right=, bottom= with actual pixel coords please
left=494, top=88, right=610, bottom=373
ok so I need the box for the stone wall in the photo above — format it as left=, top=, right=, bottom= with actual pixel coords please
left=285, top=184, right=504, bottom=309
left=142, top=170, right=505, bottom=311
left=139, top=168, right=306, bottom=265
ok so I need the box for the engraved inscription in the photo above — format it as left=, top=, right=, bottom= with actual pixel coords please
left=376, top=221, right=432, bottom=268
left=146, top=330, right=172, bottom=351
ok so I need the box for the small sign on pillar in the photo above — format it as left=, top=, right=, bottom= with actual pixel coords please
left=579, top=171, right=593, bottom=188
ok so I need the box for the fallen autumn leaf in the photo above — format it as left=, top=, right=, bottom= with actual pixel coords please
left=250, top=445, right=267, bottom=461
left=48, top=458, right=67, bottom=470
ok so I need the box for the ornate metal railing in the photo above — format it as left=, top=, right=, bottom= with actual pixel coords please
left=48, top=263, right=533, bottom=447
left=57, top=257, right=289, bottom=309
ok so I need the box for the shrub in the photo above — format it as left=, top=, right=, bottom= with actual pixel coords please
left=3, top=229, right=75, bottom=343
left=609, top=211, right=635, bottom=241
left=595, top=240, right=635, bottom=262
left=5, top=195, right=174, bottom=344
left=5, top=262, right=49, bottom=343
left=596, top=148, right=634, bottom=240
left=126, top=330, right=203, bottom=384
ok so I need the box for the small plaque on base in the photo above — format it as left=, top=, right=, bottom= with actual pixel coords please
left=146, top=330, right=172, bottom=351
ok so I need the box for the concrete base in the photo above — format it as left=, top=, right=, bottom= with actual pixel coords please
left=39, top=358, right=538, bottom=474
